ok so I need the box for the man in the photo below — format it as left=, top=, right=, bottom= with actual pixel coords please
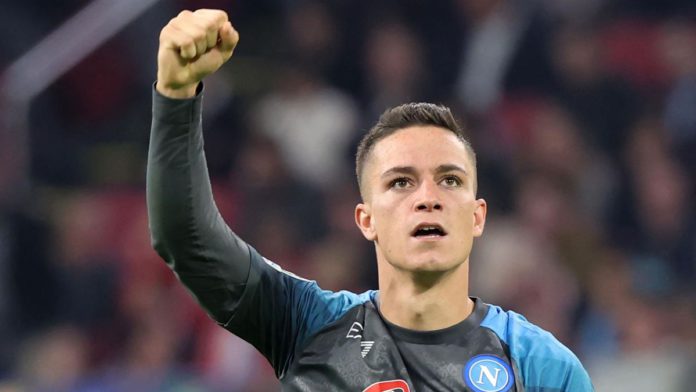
left=148, top=9, right=593, bottom=391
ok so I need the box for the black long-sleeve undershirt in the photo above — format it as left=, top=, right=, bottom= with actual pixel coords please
left=146, top=84, right=251, bottom=324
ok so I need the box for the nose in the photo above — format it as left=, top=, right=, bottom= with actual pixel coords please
left=414, top=180, right=442, bottom=212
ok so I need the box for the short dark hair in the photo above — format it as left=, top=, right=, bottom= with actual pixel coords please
left=355, top=102, right=476, bottom=198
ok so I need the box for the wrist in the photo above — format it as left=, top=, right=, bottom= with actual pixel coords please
left=156, top=82, right=198, bottom=99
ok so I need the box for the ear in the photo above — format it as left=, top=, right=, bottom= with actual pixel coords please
left=472, top=198, right=487, bottom=238
left=355, top=202, right=377, bottom=241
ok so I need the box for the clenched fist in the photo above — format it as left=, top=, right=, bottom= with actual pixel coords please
left=157, top=9, right=239, bottom=98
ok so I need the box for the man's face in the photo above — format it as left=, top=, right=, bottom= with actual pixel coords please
left=355, top=126, right=487, bottom=273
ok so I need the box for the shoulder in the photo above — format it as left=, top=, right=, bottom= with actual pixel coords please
left=303, top=285, right=376, bottom=329
left=480, top=304, right=573, bottom=361
left=254, top=252, right=376, bottom=333
left=480, top=303, right=594, bottom=391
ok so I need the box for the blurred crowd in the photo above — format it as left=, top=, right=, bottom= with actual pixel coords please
left=1, top=0, right=696, bottom=391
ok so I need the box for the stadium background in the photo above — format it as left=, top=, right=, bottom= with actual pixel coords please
left=1, top=0, right=695, bottom=390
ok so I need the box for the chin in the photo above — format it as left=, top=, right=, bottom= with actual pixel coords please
left=400, top=255, right=460, bottom=273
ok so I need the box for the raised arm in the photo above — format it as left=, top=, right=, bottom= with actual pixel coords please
left=147, top=9, right=244, bottom=323
left=147, top=12, right=369, bottom=377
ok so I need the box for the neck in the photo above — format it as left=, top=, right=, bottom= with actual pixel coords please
left=377, top=259, right=474, bottom=331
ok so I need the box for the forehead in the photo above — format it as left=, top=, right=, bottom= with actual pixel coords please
left=367, top=126, right=472, bottom=173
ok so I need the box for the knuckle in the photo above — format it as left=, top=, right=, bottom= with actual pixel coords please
left=178, top=9, right=192, bottom=17
left=159, top=26, right=175, bottom=42
left=165, top=19, right=179, bottom=31
left=196, top=9, right=227, bottom=25
left=194, top=31, right=206, bottom=42
left=214, top=11, right=228, bottom=23
left=182, top=38, right=195, bottom=48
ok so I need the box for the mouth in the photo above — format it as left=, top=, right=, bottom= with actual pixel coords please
left=411, top=223, right=447, bottom=238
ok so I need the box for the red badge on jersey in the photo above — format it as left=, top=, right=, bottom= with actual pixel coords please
left=362, top=379, right=410, bottom=392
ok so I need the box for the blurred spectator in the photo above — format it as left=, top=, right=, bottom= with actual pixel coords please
left=661, top=20, right=696, bottom=178
left=550, top=23, right=640, bottom=156
left=455, top=0, right=555, bottom=114
left=313, top=183, right=377, bottom=290
left=360, top=20, right=428, bottom=119
left=284, top=1, right=340, bottom=83
left=611, top=119, right=696, bottom=292
left=196, top=326, right=278, bottom=392
left=0, top=206, right=58, bottom=372
left=79, top=308, right=206, bottom=392
left=471, top=215, right=580, bottom=343
left=50, top=193, right=120, bottom=330
left=252, top=64, right=359, bottom=190
left=600, top=19, right=669, bottom=93
left=590, top=345, right=695, bottom=392
left=534, top=104, right=618, bottom=219
left=582, top=251, right=696, bottom=392
left=229, top=134, right=328, bottom=264
left=12, top=325, right=88, bottom=392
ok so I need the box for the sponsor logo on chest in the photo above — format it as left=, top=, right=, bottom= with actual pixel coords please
left=362, top=379, right=410, bottom=392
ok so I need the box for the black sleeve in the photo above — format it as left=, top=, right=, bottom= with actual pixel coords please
left=146, top=83, right=252, bottom=324
left=146, top=84, right=366, bottom=378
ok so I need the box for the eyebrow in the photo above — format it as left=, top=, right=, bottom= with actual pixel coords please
left=435, top=164, right=468, bottom=176
left=380, top=164, right=468, bottom=179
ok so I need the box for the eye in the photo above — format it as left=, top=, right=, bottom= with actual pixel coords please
left=389, top=177, right=412, bottom=189
left=441, top=175, right=462, bottom=187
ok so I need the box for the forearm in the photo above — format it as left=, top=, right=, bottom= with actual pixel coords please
left=146, top=84, right=250, bottom=323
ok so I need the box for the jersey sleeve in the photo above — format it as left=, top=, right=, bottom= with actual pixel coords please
left=147, top=83, right=251, bottom=324
left=481, top=305, right=595, bottom=392
left=227, top=248, right=372, bottom=378
left=147, top=84, right=371, bottom=377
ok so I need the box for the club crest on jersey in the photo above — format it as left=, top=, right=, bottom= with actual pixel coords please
left=362, top=379, right=410, bottom=392
left=463, top=355, right=513, bottom=392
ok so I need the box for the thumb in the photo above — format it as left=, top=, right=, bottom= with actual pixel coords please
left=218, top=21, right=239, bottom=62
